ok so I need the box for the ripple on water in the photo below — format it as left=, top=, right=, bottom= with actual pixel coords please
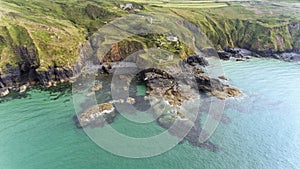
left=0, top=58, right=300, bottom=169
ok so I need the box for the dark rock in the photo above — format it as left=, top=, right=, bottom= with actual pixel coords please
left=102, top=63, right=112, bottom=74
left=35, top=67, right=74, bottom=86
left=187, top=55, right=209, bottom=66
left=224, top=46, right=239, bottom=54
left=218, top=76, right=228, bottom=80
left=0, top=82, right=5, bottom=88
left=217, top=51, right=232, bottom=60
left=272, top=54, right=282, bottom=60
left=0, top=77, right=5, bottom=88
left=245, top=56, right=252, bottom=59
left=140, top=58, right=240, bottom=103
left=0, top=67, right=21, bottom=87
left=236, top=58, right=245, bottom=61
left=195, top=75, right=223, bottom=92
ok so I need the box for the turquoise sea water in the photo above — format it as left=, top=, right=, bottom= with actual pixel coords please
left=0, top=58, right=300, bottom=169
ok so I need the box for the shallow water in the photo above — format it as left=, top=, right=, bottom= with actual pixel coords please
left=0, top=58, right=300, bottom=169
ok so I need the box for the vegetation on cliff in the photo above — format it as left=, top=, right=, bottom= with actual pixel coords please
left=0, top=0, right=299, bottom=81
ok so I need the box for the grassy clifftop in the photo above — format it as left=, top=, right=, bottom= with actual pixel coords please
left=0, top=0, right=122, bottom=72
left=0, top=0, right=300, bottom=74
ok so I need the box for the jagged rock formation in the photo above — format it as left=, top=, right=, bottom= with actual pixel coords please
left=141, top=56, right=240, bottom=105
left=76, top=103, right=116, bottom=128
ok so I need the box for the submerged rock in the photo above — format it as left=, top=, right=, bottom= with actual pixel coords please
left=90, top=84, right=103, bottom=92
left=211, top=86, right=241, bottom=99
left=126, top=97, right=136, bottom=104
left=225, top=87, right=241, bottom=97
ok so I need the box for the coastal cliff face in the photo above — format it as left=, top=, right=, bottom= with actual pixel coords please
left=171, top=7, right=300, bottom=53
left=101, top=40, right=144, bottom=63
left=0, top=0, right=300, bottom=93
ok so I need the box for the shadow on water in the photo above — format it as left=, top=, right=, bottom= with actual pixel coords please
left=0, top=83, right=72, bottom=104
left=0, top=91, right=31, bottom=104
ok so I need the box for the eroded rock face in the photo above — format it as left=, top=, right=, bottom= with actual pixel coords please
left=101, top=41, right=144, bottom=63
left=0, top=77, right=5, bottom=88
left=36, top=67, right=74, bottom=86
left=0, top=37, right=76, bottom=89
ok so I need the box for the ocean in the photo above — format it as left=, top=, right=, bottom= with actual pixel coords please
left=0, top=58, right=299, bottom=169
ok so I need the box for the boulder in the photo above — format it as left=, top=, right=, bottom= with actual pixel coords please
left=217, top=51, right=232, bottom=60
left=102, top=63, right=112, bottom=74
left=218, top=76, right=228, bottom=81
left=19, top=84, right=27, bottom=93
left=187, top=55, right=209, bottom=66
left=0, top=88, right=9, bottom=97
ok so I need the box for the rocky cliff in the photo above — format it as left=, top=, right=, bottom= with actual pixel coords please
left=1, top=0, right=300, bottom=95
left=171, top=5, right=300, bottom=53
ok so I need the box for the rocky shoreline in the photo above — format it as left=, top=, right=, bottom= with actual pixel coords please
left=71, top=54, right=241, bottom=151
left=74, top=54, right=240, bottom=126
left=218, top=46, right=300, bottom=62
left=2, top=46, right=296, bottom=151
left=0, top=66, right=75, bottom=97
left=1, top=46, right=299, bottom=97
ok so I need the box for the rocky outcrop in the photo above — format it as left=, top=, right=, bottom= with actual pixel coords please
left=75, top=97, right=137, bottom=128
left=141, top=55, right=240, bottom=105
left=217, top=51, right=231, bottom=60
left=76, top=103, right=116, bottom=128
left=0, top=65, right=75, bottom=96
left=218, top=47, right=255, bottom=61
left=187, top=55, right=209, bottom=66
left=217, top=47, right=300, bottom=62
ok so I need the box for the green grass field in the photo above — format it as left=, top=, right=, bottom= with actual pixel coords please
left=127, top=0, right=229, bottom=8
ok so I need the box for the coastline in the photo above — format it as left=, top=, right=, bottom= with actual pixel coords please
left=1, top=48, right=299, bottom=97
